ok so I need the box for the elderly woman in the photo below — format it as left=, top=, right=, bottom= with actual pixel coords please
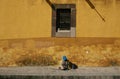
left=59, top=56, right=72, bottom=70
left=59, top=56, right=78, bottom=70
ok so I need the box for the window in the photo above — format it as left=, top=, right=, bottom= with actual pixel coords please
left=56, top=9, right=71, bottom=32
left=52, top=4, right=76, bottom=37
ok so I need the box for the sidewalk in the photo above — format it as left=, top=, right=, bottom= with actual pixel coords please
left=0, top=66, right=120, bottom=76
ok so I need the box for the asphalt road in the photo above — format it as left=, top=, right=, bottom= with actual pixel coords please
left=0, top=66, right=120, bottom=76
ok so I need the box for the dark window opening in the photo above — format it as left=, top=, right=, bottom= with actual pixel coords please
left=56, top=9, right=71, bottom=32
left=52, top=4, right=76, bottom=37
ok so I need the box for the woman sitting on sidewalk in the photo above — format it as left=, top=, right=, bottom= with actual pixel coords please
left=59, top=56, right=78, bottom=70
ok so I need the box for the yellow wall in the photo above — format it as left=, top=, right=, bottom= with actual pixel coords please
left=77, top=0, right=120, bottom=37
left=0, top=0, right=51, bottom=39
left=0, top=0, right=120, bottom=39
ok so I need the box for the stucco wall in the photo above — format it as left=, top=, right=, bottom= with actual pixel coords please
left=0, top=0, right=120, bottom=39
left=0, top=0, right=51, bottom=39
left=77, top=0, right=120, bottom=37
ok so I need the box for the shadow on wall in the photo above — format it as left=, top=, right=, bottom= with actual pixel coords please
left=0, top=38, right=120, bottom=67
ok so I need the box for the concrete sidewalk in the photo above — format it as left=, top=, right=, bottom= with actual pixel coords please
left=0, top=66, right=120, bottom=76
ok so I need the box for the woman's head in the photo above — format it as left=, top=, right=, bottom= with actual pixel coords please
left=62, top=56, right=67, bottom=61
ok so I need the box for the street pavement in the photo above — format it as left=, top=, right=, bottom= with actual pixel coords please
left=0, top=66, right=120, bottom=76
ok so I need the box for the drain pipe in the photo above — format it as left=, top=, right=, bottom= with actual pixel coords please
left=46, top=0, right=56, bottom=10
left=85, top=0, right=105, bottom=22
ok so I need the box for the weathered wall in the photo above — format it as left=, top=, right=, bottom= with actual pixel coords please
left=0, top=0, right=51, bottom=39
left=0, top=0, right=120, bottom=39
left=77, top=0, right=120, bottom=37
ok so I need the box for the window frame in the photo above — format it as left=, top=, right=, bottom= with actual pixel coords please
left=52, top=4, right=76, bottom=37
